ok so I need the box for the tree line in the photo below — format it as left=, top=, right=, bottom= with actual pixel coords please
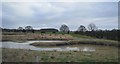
left=1, top=23, right=119, bottom=41
left=59, top=23, right=119, bottom=41
left=1, top=23, right=97, bottom=32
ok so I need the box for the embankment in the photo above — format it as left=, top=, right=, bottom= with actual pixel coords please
left=30, top=39, right=119, bottom=47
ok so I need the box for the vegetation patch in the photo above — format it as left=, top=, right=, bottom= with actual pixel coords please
left=69, top=39, right=119, bottom=47
left=2, top=33, right=74, bottom=42
left=2, top=48, right=118, bottom=62
left=30, top=39, right=119, bottom=47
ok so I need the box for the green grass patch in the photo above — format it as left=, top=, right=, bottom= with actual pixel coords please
left=69, top=39, right=119, bottom=47
left=2, top=48, right=118, bottom=62
left=69, top=33, right=94, bottom=39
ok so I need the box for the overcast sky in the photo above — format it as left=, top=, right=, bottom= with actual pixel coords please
left=1, top=2, right=118, bottom=31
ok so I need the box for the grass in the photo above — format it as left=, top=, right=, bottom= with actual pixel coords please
left=68, top=39, right=119, bottom=47
left=2, top=32, right=119, bottom=47
left=2, top=47, right=118, bottom=62
left=69, top=33, right=94, bottom=39
left=2, top=33, right=74, bottom=42
left=30, top=38, right=119, bottom=47
left=2, top=32, right=119, bottom=63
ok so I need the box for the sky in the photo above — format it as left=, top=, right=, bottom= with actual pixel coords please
left=1, top=2, right=118, bottom=31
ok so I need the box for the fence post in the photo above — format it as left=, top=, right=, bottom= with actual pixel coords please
left=36, top=56, right=41, bottom=64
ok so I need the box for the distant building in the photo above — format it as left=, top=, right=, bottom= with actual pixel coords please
left=40, top=28, right=59, bottom=33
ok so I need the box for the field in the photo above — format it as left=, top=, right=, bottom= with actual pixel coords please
left=1, top=32, right=119, bottom=62
left=2, top=46, right=118, bottom=62
left=2, top=33, right=74, bottom=42
left=2, top=32, right=119, bottom=47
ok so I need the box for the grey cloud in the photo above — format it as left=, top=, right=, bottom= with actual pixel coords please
left=2, top=2, right=118, bottom=30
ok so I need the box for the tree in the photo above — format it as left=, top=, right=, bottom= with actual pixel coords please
left=25, top=26, right=33, bottom=30
left=18, top=27, right=23, bottom=30
left=60, top=24, right=70, bottom=33
left=77, top=25, right=87, bottom=32
left=88, top=23, right=97, bottom=31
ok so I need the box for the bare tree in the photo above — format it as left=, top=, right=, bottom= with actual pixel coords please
left=25, top=26, right=33, bottom=30
left=18, top=27, right=23, bottom=30
left=60, top=24, right=70, bottom=32
left=77, top=25, right=87, bottom=32
left=88, top=23, right=97, bottom=31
